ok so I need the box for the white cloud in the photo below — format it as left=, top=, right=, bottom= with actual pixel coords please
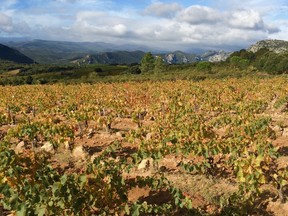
left=113, top=24, right=127, bottom=35
left=228, top=9, right=264, bottom=30
left=0, top=13, right=13, bottom=32
left=70, top=11, right=133, bottom=42
left=177, top=5, right=221, bottom=25
left=143, top=2, right=182, bottom=18
left=51, top=4, right=279, bottom=50
left=0, top=13, right=30, bottom=35
left=0, top=0, right=286, bottom=50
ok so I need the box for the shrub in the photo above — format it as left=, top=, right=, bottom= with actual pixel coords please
left=196, top=61, right=212, bottom=73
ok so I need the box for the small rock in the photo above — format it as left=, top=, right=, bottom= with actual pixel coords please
left=86, top=128, right=95, bottom=138
left=138, top=158, right=154, bottom=170
left=282, top=128, right=288, bottom=137
left=72, top=146, right=87, bottom=160
left=277, top=156, right=288, bottom=169
left=116, top=131, right=124, bottom=138
left=64, top=141, right=73, bottom=151
left=272, top=125, right=283, bottom=132
left=146, top=132, right=154, bottom=140
left=15, top=141, right=25, bottom=154
left=90, top=154, right=98, bottom=163
left=272, top=125, right=283, bottom=138
left=41, top=141, right=54, bottom=154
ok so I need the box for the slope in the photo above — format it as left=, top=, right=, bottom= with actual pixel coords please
left=0, top=44, right=34, bottom=64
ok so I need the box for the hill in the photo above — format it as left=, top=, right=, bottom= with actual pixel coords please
left=247, top=39, right=288, bottom=53
left=0, top=44, right=34, bottom=64
left=159, top=51, right=197, bottom=64
left=73, top=51, right=146, bottom=65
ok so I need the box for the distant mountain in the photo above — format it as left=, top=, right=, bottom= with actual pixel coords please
left=72, top=51, right=146, bottom=65
left=4, top=40, right=106, bottom=64
left=160, top=50, right=231, bottom=64
left=4, top=39, right=165, bottom=64
left=202, top=50, right=231, bottom=62
left=247, top=39, right=288, bottom=54
left=0, top=44, right=34, bottom=64
left=2, top=39, right=232, bottom=65
left=73, top=51, right=200, bottom=65
left=72, top=50, right=230, bottom=65
left=159, top=51, right=198, bottom=64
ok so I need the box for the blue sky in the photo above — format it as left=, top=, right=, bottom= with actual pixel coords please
left=0, top=0, right=287, bottom=50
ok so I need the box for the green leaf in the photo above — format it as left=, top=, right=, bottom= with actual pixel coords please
left=237, top=167, right=245, bottom=183
left=60, top=175, right=67, bottom=184
left=57, top=200, right=65, bottom=209
left=36, top=205, right=46, bottom=216
left=175, top=197, right=180, bottom=206
left=124, top=204, right=130, bottom=215
left=79, top=174, right=87, bottom=188
left=258, top=175, right=266, bottom=184
left=52, top=182, right=60, bottom=194
left=255, top=155, right=263, bottom=167
left=48, top=201, right=53, bottom=207
left=16, top=203, right=26, bottom=216
left=131, top=204, right=140, bottom=216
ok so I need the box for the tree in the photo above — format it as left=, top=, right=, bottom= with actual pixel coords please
left=94, top=68, right=103, bottom=73
left=230, top=49, right=255, bottom=62
left=154, top=56, right=165, bottom=74
left=196, top=61, right=212, bottom=73
left=140, top=52, right=155, bottom=73
left=25, top=76, right=33, bottom=85
left=229, top=56, right=249, bottom=70
left=261, top=53, right=288, bottom=74
left=126, top=65, right=141, bottom=74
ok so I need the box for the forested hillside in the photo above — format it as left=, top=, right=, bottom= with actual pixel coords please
left=0, top=44, right=34, bottom=64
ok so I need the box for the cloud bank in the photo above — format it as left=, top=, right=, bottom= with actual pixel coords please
left=0, top=0, right=287, bottom=51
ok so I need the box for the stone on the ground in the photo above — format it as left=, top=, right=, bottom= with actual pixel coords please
left=282, top=128, right=288, bottom=137
left=138, top=158, right=154, bottom=170
left=15, top=141, right=25, bottom=154
left=72, top=146, right=87, bottom=160
left=116, top=131, right=124, bottom=138
left=146, top=132, right=154, bottom=140
left=41, top=141, right=54, bottom=154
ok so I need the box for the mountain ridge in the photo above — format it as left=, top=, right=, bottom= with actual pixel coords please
left=247, top=39, right=288, bottom=53
left=72, top=51, right=146, bottom=65
left=3, top=39, right=231, bottom=64
left=0, top=43, right=35, bottom=64
left=3, top=39, right=166, bottom=64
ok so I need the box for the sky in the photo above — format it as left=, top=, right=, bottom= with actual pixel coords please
left=0, top=0, right=287, bottom=51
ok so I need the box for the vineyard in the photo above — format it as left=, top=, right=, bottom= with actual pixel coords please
left=0, top=77, right=288, bottom=215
